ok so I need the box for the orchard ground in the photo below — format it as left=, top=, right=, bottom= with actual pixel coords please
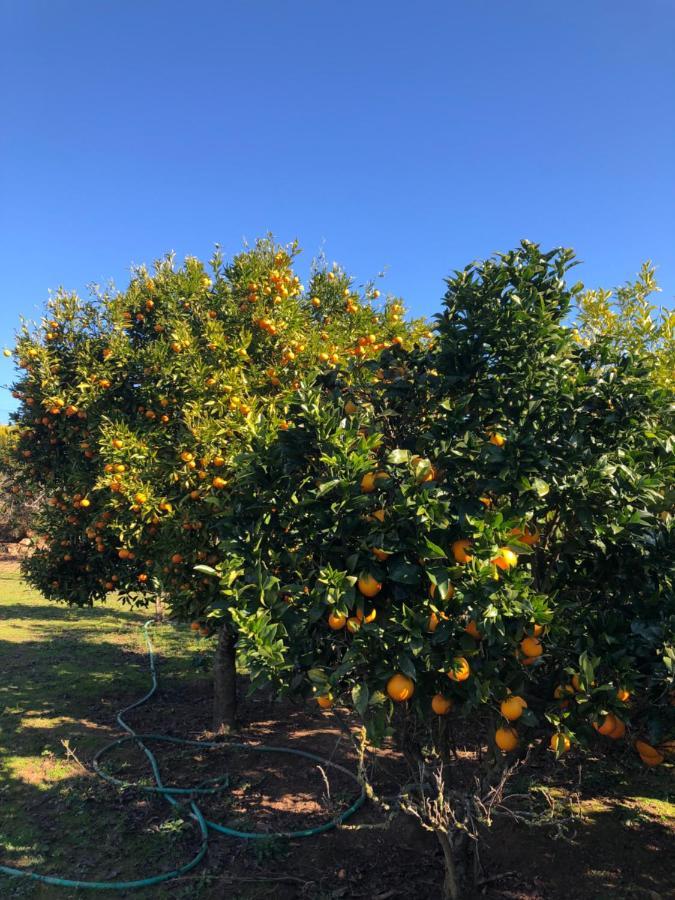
left=1, top=566, right=673, bottom=900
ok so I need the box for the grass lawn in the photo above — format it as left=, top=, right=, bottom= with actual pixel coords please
left=1, top=568, right=674, bottom=900
left=0, top=569, right=217, bottom=899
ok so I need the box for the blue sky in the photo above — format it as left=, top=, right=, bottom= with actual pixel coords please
left=1, top=0, right=674, bottom=422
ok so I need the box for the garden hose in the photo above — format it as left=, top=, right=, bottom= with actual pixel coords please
left=0, top=621, right=366, bottom=891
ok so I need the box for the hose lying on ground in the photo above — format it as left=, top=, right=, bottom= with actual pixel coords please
left=0, top=620, right=365, bottom=891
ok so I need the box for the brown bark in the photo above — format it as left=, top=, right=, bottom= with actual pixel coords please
left=153, top=594, right=165, bottom=622
left=436, top=831, right=462, bottom=900
left=213, top=624, right=238, bottom=733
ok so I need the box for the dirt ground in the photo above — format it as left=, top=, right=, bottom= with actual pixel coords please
left=1, top=570, right=674, bottom=900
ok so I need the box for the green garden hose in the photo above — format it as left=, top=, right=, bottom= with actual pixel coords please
left=0, top=621, right=365, bottom=891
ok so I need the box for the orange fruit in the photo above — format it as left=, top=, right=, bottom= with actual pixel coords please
left=171, top=553, right=183, bottom=565
left=495, top=727, right=518, bottom=752
left=640, top=752, right=664, bottom=767
left=530, top=623, right=545, bottom=637
left=371, top=509, right=385, bottom=523
left=510, top=526, right=539, bottom=546
left=372, top=547, right=391, bottom=561
left=344, top=400, right=358, bottom=415
left=386, top=673, right=415, bottom=702
left=316, top=694, right=334, bottom=709
left=607, top=718, right=625, bottom=740
left=431, top=694, right=453, bottom=715
left=361, top=471, right=387, bottom=493
left=427, top=612, right=440, bottom=633
left=358, top=573, right=382, bottom=597
left=594, top=713, right=618, bottom=736
left=464, top=620, right=482, bottom=640
left=451, top=539, right=472, bottom=564
left=190, top=622, right=201, bottom=632
left=492, top=548, right=518, bottom=570
left=346, top=617, right=361, bottom=633
left=635, top=739, right=662, bottom=761
left=328, top=611, right=347, bottom=630
left=447, top=657, right=470, bottom=682
left=500, top=695, right=527, bottom=721
left=488, top=431, right=506, bottom=447
left=212, top=476, right=227, bottom=489
left=550, top=733, right=571, bottom=753
left=519, top=636, right=542, bottom=658
left=571, top=674, right=583, bottom=691
left=616, top=688, right=630, bottom=702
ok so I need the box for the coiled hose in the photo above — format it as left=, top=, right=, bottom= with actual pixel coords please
left=0, top=621, right=365, bottom=891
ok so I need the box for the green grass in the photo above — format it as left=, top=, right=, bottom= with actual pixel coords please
left=0, top=570, right=217, bottom=899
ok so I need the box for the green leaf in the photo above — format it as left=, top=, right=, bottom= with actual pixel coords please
left=352, top=682, right=370, bottom=716
left=387, top=448, right=410, bottom=465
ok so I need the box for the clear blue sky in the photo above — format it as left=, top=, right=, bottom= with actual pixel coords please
left=2, top=0, right=674, bottom=423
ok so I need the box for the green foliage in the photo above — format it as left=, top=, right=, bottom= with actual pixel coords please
left=8, top=237, right=426, bottom=619
left=576, top=261, right=674, bottom=391
left=221, top=241, right=674, bottom=753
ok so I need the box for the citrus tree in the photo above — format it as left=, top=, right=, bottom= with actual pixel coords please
left=575, top=260, right=674, bottom=391
left=8, top=237, right=428, bottom=730
left=214, top=242, right=674, bottom=898
left=0, top=424, right=40, bottom=543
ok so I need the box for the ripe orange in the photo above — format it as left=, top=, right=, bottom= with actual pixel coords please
left=488, top=431, right=506, bottom=447
left=530, top=623, right=545, bottom=637
left=328, top=611, right=347, bottom=630
left=519, top=636, right=542, bottom=658
left=640, top=752, right=664, bottom=767
left=500, top=695, right=527, bottom=721
left=358, top=573, right=382, bottom=597
left=492, top=548, right=518, bottom=570
left=635, top=739, right=662, bottom=762
left=316, top=693, right=334, bottom=709
left=387, top=673, right=415, bottom=702
left=190, top=622, right=201, bottom=632
left=447, top=657, right=470, bottom=682
left=344, top=400, right=357, bottom=415
left=371, top=509, right=385, bottom=523
left=212, top=476, right=227, bottom=489
left=431, top=694, right=453, bottom=715
left=550, top=733, right=571, bottom=754
left=510, top=526, right=540, bottom=546
left=571, top=674, right=582, bottom=691
left=427, top=612, right=440, bottom=633
left=594, top=713, right=618, bottom=736
left=451, top=539, right=472, bottom=564
left=607, top=718, right=625, bottom=740
left=360, top=471, right=387, bottom=493
left=495, top=727, right=518, bottom=752
left=464, top=620, right=482, bottom=640
left=616, top=688, right=630, bottom=702
left=372, top=547, right=391, bottom=561
left=346, top=617, right=361, bottom=633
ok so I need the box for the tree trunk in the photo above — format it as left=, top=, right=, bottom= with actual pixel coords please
left=436, top=831, right=462, bottom=900
left=154, top=594, right=165, bottom=622
left=213, top=624, right=238, bottom=733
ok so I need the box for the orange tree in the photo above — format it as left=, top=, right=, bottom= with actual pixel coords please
left=8, top=237, right=428, bottom=730
left=216, top=242, right=674, bottom=898
left=0, top=424, right=40, bottom=542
